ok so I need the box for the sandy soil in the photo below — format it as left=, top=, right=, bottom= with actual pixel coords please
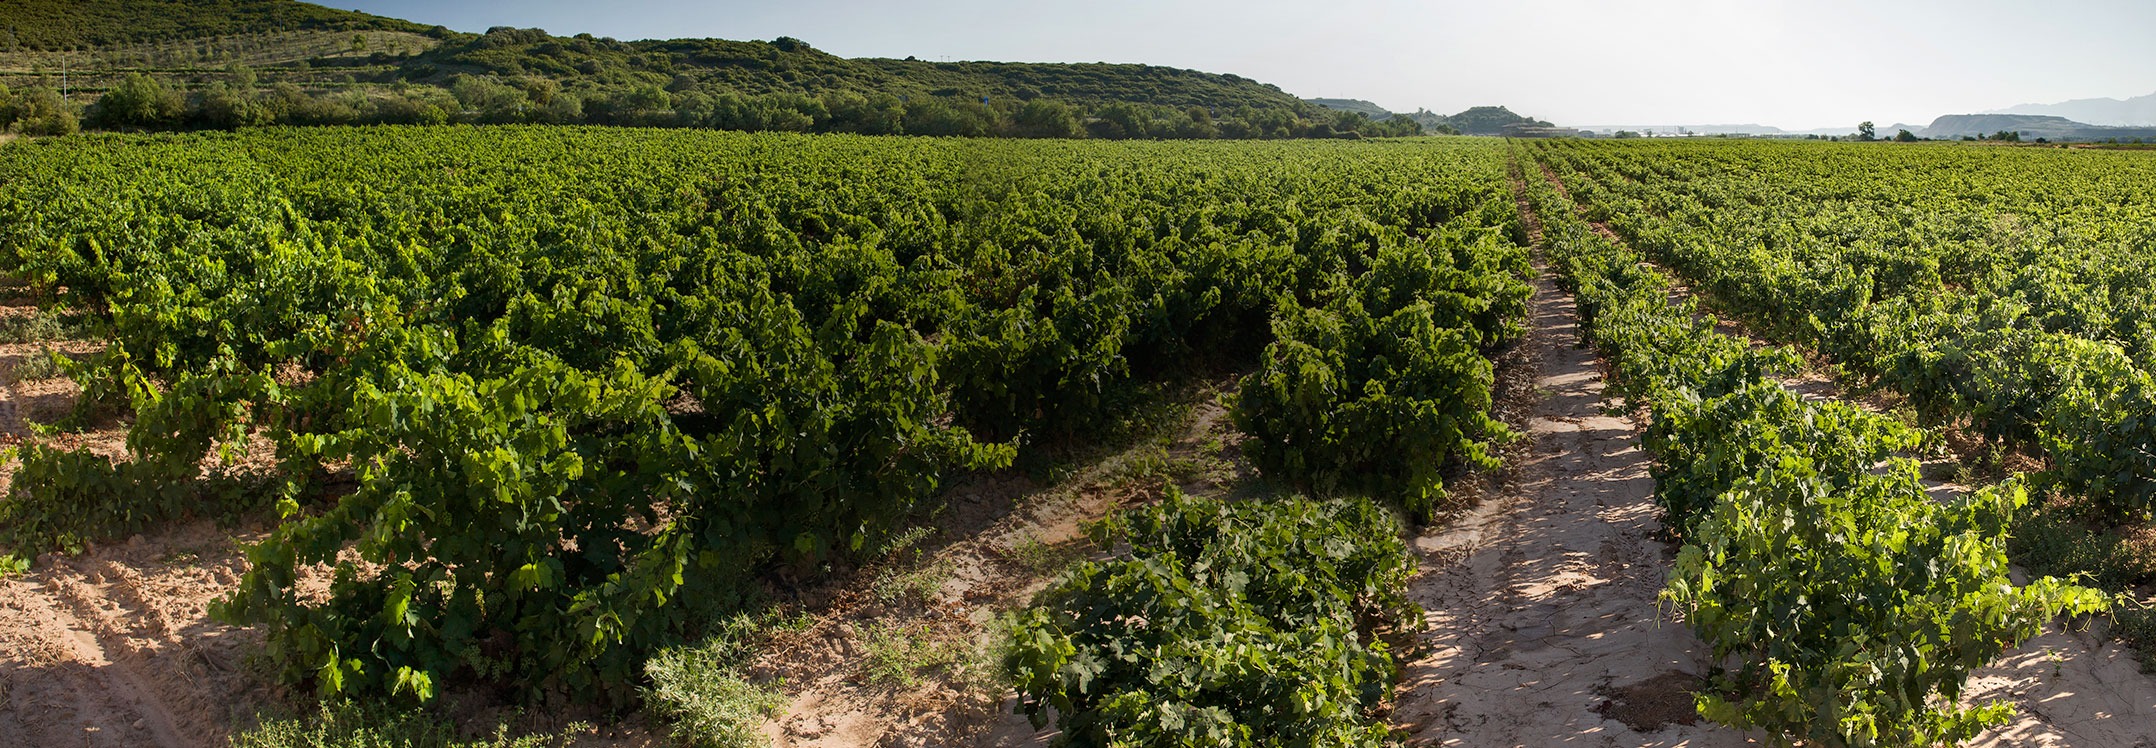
left=1966, top=618, right=2156, bottom=747
left=0, top=522, right=268, bottom=748
left=1387, top=267, right=1760, bottom=747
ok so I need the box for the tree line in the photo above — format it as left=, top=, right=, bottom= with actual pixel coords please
left=1, top=69, right=1426, bottom=140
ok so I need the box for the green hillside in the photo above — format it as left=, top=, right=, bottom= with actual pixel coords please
left=430, top=32, right=1305, bottom=111
left=385, top=29, right=1396, bottom=137
left=1305, top=97, right=1392, bottom=117
left=1447, top=106, right=1549, bottom=135
left=0, top=0, right=432, bottom=51
left=1307, top=99, right=1551, bottom=136
left=0, top=2, right=1425, bottom=140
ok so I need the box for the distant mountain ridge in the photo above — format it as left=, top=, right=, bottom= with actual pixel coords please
left=1993, top=91, right=2156, bottom=127
left=1305, top=99, right=1550, bottom=135
left=1572, top=124, right=1797, bottom=135
left=1921, top=113, right=2156, bottom=141
left=1306, top=98, right=1451, bottom=131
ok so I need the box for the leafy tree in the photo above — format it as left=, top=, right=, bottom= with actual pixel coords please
left=743, top=92, right=821, bottom=131
left=90, top=72, right=183, bottom=128
left=903, top=98, right=992, bottom=137
left=819, top=90, right=903, bottom=135
left=1856, top=121, right=1877, bottom=141
left=516, top=76, right=561, bottom=107
left=1177, top=105, right=1220, bottom=139
left=225, top=62, right=258, bottom=91
left=1894, top=129, right=1918, bottom=142
left=1087, top=101, right=1148, bottom=139
left=1010, top=99, right=1082, bottom=139
left=190, top=81, right=271, bottom=128
left=536, top=91, right=583, bottom=124
left=610, top=84, right=674, bottom=125
left=449, top=75, right=527, bottom=122
left=11, top=87, right=79, bottom=136
left=375, top=85, right=456, bottom=125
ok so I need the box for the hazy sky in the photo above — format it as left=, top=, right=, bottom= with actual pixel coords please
left=337, top=0, right=2156, bottom=130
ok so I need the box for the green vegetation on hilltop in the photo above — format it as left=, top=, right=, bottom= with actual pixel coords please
left=1304, top=97, right=1393, bottom=118
left=362, top=29, right=1411, bottom=138
left=0, top=1, right=1426, bottom=140
left=0, top=0, right=432, bottom=51
left=1308, top=99, right=1554, bottom=136
left=436, top=31, right=1301, bottom=111
left=1447, top=105, right=1549, bottom=135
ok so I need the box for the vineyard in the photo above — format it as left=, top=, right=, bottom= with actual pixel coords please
left=0, top=127, right=1530, bottom=744
left=0, top=128, right=2150, bottom=747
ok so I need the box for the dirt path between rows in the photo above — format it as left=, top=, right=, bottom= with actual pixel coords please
left=0, top=522, right=265, bottom=748
left=752, top=389, right=1250, bottom=748
left=1387, top=263, right=1756, bottom=747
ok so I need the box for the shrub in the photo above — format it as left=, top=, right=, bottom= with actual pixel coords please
left=1667, top=475, right=2107, bottom=747
left=1005, top=492, right=1418, bottom=747
left=1232, top=299, right=1506, bottom=519
left=90, top=73, right=184, bottom=129
left=644, top=637, right=786, bottom=748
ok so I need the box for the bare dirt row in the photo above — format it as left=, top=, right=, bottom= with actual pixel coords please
left=1387, top=263, right=1747, bottom=746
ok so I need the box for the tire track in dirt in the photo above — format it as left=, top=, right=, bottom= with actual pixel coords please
left=58, top=559, right=237, bottom=743
left=0, top=524, right=263, bottom=748
left=1380, top=159, right=1748, bottom=747
left=1, top=571, right=189, bottom=747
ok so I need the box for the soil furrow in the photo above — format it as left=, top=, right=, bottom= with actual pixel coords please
left=55, top=563, right=237, bottom=746
left=0, top=574, right=185, bottom=747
